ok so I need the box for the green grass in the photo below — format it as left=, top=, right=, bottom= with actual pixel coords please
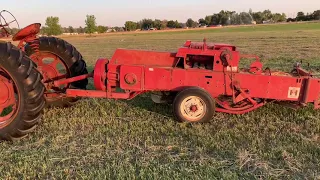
left=1, top=22, right=320, bottom=179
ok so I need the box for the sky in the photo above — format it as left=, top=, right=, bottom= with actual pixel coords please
left=3, top=0, right=320, bottom=28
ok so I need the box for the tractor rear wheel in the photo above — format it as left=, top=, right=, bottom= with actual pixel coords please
left=0, top=42, right=45, bottom=141
left=173, top=87, right=215, bottom=123
left=25, top=37, right=88, bottom=107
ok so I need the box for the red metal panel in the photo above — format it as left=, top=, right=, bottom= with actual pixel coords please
left=110, top=49, right=177, bottom=67
left=144, top=67, right=172, bottom=90
left=234, top=73, right=304, bottom=101
left=119, top=65, right=144, bottom=91
left=170, top=69, right=230, bottom=97
left=142, top=66, right=230, bottom=97
left=170, top=69, right=185, bottom=91
left=302, top=78, right=320, bottom=103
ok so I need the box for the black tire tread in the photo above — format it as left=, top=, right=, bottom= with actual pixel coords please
left=0, top=42, right=45, bottom=141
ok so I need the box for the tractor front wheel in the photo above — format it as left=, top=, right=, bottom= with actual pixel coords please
left=173, top=87, right=215, bottom=123
left=0, top=42, right=45, bottom=141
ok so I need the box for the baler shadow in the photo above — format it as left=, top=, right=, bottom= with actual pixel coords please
left=121, top=94, right=174, bottom=118
left=85, top=66, right=173, bottom=117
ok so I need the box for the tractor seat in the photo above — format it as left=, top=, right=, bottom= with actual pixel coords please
left=12, top=23, right=41, bottom=41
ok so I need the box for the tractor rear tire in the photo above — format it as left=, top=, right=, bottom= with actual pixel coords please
left=25, top=36, right=88, bottom=108
left=173, top=87, right=215, bottom=123
left=0, top=42, right=46, bottom=141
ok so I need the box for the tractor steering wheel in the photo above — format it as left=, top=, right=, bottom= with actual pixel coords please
left=0, top=10, right=20, bottom=38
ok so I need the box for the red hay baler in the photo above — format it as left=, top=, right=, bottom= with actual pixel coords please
left=55, top=39, right=320, bottom=122
left=0, top=10, right=320, bottom=140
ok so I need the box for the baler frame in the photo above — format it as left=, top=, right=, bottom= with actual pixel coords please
left=42, top=39, right=320, bottom=117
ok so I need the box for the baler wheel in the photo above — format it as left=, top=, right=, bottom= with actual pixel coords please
left=0, top=42, right=45, bottom=141
left=173, top=87, right=215, bottom=123
left=25, top=37, right=88, bottom=108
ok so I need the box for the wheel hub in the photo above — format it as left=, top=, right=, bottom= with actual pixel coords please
left=0, top=80, right=10, bottom=106
left=31, top=52, right=68, bottom=84
left=0, top=69, right=17, bottom=125
left=190, top=105, right=198, bottom=112
left=180, top=96, right=206, bottom=121
left=30, top=52, right=70, bottom=102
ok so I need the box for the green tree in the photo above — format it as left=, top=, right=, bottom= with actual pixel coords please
left=97, top=25, right=107, bottom=33
left=280, top=13, right=287, bottom=22
left=62, top=27, right=68, bottom=33
left=153, top=19, right=162, bottom=30
left=77, top=26, right=85, bottom=34
left=306, top=13, right=315, bottom=21
left=166, top=20, right=176, bottom=28
left=136, top=21, right=142, bottom=30
left=198, top=18, right=207, bottom=26
left=211, top=14, right=220, bottom=25
left=296, top=12, right=306, bottom=21
left=44, top=16, right=62, bottom=36
left=85, top=15, right=97, bottom=34
left=272, top=13, right=287, bottom=22
left=168, top=20, right=182, bottom=28
left=141, top=19, right=153, bottom=30
left=176, top=20, right=182, bottom=28
left=161, top=20, right=167, bottom=29
left=68, top=26, right=74, bottom=33
left=186, top=18, right=195, bottom=28
left=313, top=10, right=320, bottom=20
left=125, top=21, right=138, bottom=31
left=262, top=10, right=273, bottom=20
left=252, top=12, right=264, bottom=24
left=166, top=20, right=181, bottom=28
left=219, top=10, right=230, bottom=25
left=205, top=15, right=213, bottom=25
left=114, top=26, right=124, bottom=32
left=230, top=13, right=241, bottom=25
left=239, top=12, right=253, bottom=24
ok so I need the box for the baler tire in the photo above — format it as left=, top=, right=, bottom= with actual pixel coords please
left=0, top=42, right=46, bottom=141
left=25, top=36, right=88, bottom=108
left=173, top=87, right=215, bottom=123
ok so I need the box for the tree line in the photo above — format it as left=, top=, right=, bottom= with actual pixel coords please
left=287, top=10, right=320, bottom=22
left=27, top=9, right=320, bottom=36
